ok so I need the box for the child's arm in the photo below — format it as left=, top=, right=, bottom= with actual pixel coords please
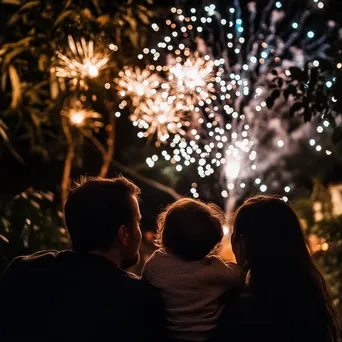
left=222, top=260, right=244, bottom=288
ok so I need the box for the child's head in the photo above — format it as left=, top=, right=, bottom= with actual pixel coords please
left=155, top=198, right=225, bottom=261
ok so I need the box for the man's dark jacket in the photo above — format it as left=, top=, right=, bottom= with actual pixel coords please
left=0, top=250, right=165, bottom=342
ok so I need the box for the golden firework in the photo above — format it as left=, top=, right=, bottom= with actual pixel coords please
left=131, top=94, right=187, bottom=143
left=169, top=54, right=215, bottom=104
left=56, top=36, right=109, bottom=89
left=115, top=66, right=160, bottom=105
left=62, top=100, right=103, bottom=130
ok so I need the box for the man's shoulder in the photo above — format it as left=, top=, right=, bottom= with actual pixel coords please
left=4, top=250, right=74, bottom=274
left=120, top=269, right=159, bottom=293
left=20, top=249, right=72, bottom=262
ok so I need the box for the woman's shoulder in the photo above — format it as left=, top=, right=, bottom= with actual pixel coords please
left=222, top=286, right=252, bottom=312
left=219, top=289, right=332, bottom=342
left=215, top=288, right=253, bottom=341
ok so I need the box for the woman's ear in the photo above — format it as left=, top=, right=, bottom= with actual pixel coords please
left=118, top=225, right=129, bottom=246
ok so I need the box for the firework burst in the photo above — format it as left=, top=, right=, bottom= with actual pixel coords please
left=56, top=36, right=110, bottom=89
left=169, top=54, right=216, bottom=105
left=115, top=66, right=160, bottom=105
left=131, top=94, right=188, bottom=144
left=118, top=1, right=337, bottom=203
left=62, top=100, right=103, bottom=130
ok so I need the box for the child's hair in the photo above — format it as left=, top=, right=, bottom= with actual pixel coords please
left=155, top=198, right=225, bottom=261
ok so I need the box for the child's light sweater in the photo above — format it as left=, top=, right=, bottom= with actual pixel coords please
left=142, top=249, right=243, bottom=342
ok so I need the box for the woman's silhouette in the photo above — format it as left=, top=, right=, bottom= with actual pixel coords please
left=219, top=195, right=341, bottom=342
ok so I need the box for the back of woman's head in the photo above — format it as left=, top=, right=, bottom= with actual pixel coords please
left=234, top=196, right=309, bottom=270
left=233, top=195, right=340, bottom=341
left=155, top=198, right=224, bottom=261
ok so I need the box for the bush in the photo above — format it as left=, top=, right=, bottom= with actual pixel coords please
left=0, top=188, right=70, bottom=275
left=311, top=216, right=342, bottom=312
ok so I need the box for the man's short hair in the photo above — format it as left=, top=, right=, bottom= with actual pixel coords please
left=64, top=176, right=140, bottom=253
left=155, top=198, right=224, bottom=261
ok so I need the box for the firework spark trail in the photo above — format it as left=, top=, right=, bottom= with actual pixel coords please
left=116, top=1, right=337, bottom=201
left=213, top=1, right=335, bottom=190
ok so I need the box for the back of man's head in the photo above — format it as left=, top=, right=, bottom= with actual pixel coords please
left=64, top=176, right=140, bottom=254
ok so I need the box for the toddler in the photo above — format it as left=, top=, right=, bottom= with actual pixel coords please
left=142, top=198, right=243, bottom=342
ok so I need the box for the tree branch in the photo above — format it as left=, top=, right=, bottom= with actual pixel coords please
left=99, top=112, right=115, bottom=178
left=82, top=129, right=106, bottom=156
left=0, top=120, right=25, bottom=165
left=111, top=160, right=182, bottom=200
left=61, top=119, right=74, bottom=206
left=81, top=113, right=116, bottom=178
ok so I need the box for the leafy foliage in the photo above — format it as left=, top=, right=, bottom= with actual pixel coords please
left=0, top=0, right=158, bottom=270
left=311, top=216, right=342, bottom=312
left=0, top=0, right=153, bottom=163
left=0, top=188, right=70, bottom=274
left=293, top=181, right=342, bottom=312
left=266, top=63, right=342, bottom=145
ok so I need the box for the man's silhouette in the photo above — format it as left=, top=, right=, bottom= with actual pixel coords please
left=0, top=176, right=164, bottom=341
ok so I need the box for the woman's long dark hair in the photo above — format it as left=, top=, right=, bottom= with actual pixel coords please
left=233, top=195, right=341, bottom=341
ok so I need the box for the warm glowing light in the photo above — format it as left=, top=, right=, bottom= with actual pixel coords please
left=55, top=36, right=109, bottom=89
left=70, top=112, right=85, bottom=125
left=321, top=242, right=329, bottom=251
left=115, top=66, right=160, bottom=105
left=223, top=225, right=230, bottom=236
left=87, top=64, right=99, bottom=77
left=62, top=101, right=102, bottom=128
left=130, top=94, right=187, bottom=143
left=169, top=54, right=215, bottom=104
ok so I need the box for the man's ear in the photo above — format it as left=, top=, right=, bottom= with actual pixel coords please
left=118, top=225, right=129, bottom=246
